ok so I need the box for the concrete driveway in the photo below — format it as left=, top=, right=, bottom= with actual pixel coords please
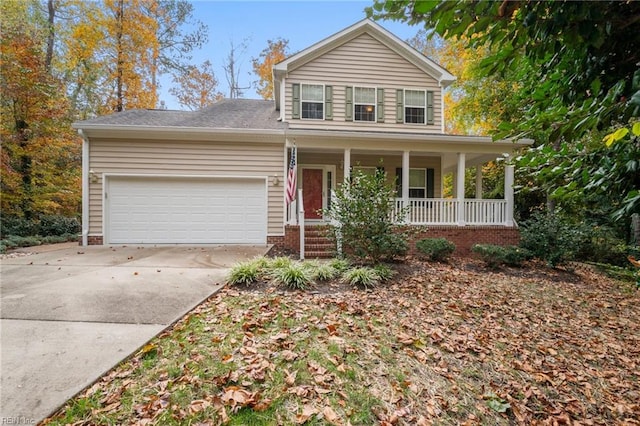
left=0, top=243, right=268, bottom=423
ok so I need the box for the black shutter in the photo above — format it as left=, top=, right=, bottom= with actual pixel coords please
left=427, top=168, right=435, bottom=198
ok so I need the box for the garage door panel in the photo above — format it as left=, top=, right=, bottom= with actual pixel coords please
left=107, top=177, right=267, bottom=244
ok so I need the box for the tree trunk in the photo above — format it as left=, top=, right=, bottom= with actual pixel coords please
left=546, top=133, right=562, bottom=214
left=16, top=119, right=33, bottom=219
left=115, top=0, right=124, bottom=112
left=45, top=0, right=55, bottom=74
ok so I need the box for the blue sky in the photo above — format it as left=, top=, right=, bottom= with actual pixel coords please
left=159, top=0, right=423, bottom=109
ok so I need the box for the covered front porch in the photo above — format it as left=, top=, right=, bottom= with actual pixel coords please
left=285, top=130, right=531, bottom=228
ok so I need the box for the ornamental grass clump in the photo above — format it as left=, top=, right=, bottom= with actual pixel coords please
left=227, top=260, right=262, bottom=285
left=328, top=258, right=351, bottom=272
left=341, top=266, right=380, bottom=288
left=373, top=263, right=395, bottom=281
left=272, top=263, right=313, bottom=290
left=304, top=260, right=338, bottom=281
left=268, top=256, right=294, bottom=270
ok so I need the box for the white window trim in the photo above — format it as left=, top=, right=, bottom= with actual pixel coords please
left=404, top=88, right=426, bottom=125
left=301, top=83, right=325, bottom=120
left=353, top=86, right=377, bottom=122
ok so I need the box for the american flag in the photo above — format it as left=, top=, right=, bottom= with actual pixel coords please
left=285, top=147, right=297, bottom=205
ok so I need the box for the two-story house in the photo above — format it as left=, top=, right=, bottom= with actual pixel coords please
left=73, top=19, right=531, bottom=256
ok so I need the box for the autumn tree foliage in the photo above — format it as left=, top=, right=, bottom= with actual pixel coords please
left=62, top=0, right=207, bottom=115
left=252, top=38, right=289, bottom=100
left=0, top=0, right=80, bottom=218
left=1, top=0, right=207, bottom=223
left=169, top=60, right=224, bottom=110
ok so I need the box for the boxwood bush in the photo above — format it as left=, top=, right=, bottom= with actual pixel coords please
left=472, top=244, right=532, bottom=268
left=416, top=238, right=456, bottom=262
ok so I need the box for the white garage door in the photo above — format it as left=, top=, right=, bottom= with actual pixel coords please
left=107, top=176, right=267, bottom=244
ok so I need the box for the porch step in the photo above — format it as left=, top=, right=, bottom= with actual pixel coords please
left=303, top=226, right=334, bottom=259
left=304, top=250, right=334, bottom=259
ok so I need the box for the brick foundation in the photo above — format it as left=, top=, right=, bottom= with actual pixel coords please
left=273, top=225, right=520, bottom=257
left=267, top=226, right=300, bottom=252
left=87, top=235, right=103, bottom=245
left=405, top=225, right=520, bottom=256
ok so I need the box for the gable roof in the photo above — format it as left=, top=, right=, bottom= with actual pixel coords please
left=273, top=19, right=456, bottom=109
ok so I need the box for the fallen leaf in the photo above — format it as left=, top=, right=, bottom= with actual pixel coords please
left=322, top=406, right=341, bottom=425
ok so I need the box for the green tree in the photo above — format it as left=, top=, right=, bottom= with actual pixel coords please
left=323, top=168, right=408, bottom=263
left=369, top=0, right=640, bottom=226
left=367, top=1, right=640, bottom=143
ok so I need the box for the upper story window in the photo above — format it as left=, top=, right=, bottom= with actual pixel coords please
left=397, top=89, right=435, bottom=125
left=405, top=90, right=426, bottom=124
left=354, top=87, right=376, bottom=122
left=292, top=83, right=333, bottom=121
left=346, top=86, right=384, bottom=123
left=301, top=84, right=324, bottom=119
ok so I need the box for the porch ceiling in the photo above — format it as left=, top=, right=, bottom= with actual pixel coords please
left=442, top=153, right=510, bottom=173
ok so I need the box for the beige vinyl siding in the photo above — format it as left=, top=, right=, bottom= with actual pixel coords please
left=297, top=151, right=441, bottom=197
left=285, top=33, right=443, bottom=132
left=88, top=139, right=283, bottom=237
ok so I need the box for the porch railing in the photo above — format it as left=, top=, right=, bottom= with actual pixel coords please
left=464, top=199, right=507, bottom=225
left=393, top=198, right=508, bottom=226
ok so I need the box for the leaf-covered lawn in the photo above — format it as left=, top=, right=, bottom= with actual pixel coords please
left=43, top=259, right=639, bottom=425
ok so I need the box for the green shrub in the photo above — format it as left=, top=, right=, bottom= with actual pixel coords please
left=341, top=267, right=380, bottom=288
left=573, top=225, right=629, bottom=266
left=472, top=244, right=531, bottom=268
left=227, top=261, right=261, bottom=285
left=324, top=167, right=409, bottom=263
left=519, top=212, right=584, bottom=266
left=41, top=235, right=71, bottom=244
left=0, top=216, right=37, bottom=238
left=38, top=215, right=80, bottom=237
left=272, top=263, right=313, bottom=290
left=415, top=238, right=456, bottom=262
left=1, top=239, right=18, bottom=249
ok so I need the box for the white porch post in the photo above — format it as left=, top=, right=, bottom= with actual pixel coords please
left=505, top=164, right=515, bottom=226
left=456, top=153, right=466, bottom=226
left=402, top=150, right=410, bottom=220
left=343, top=148, right=351, bottom=184
left=475, top=166, right=483, bottom=199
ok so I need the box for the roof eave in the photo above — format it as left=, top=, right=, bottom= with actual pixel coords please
left=74, top=124, right=285, bottom=142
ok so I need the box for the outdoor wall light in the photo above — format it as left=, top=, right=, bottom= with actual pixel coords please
left=273, top=174, right=280, bottom=186
left=89, top=169, right=98, bottom=183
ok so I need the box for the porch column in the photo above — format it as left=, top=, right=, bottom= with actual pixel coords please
left=343, top=148, right=351, bottom=184
left=402, top=151, right=410, bottom=218
left=475, top=166, right=483, bottom=199
left=504, top=164, right=515, bottom=226
left=456, top=153, right=466, bottom=226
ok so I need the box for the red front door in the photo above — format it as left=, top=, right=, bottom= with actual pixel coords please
left=302, top=168, right=323, bottom=220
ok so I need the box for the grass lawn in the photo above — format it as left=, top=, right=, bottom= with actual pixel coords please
left=42, top=257, right=639, bottom=425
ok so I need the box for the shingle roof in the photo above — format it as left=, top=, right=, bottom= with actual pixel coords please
left=74, top=99, right=284, bottom=130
